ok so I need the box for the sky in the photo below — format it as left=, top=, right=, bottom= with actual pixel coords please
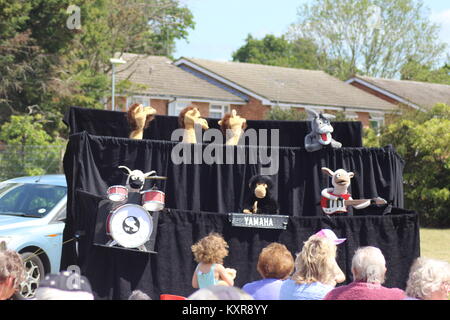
left=174, top=0, right=450, bottom=62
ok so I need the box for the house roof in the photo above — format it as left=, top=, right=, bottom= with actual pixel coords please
left=349, top=75, right=450, bottom=110
left=113, top=53, right=245, bottom=103
left=175, top=57, right=397, bottom=112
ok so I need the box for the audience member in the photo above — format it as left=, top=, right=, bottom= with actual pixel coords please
left=279, top=233, right=344, bottom=300
left=128, top=289, right=152, bottom=300
left=324, top=246, right=405, bottom=300
left=188, top=285, right=253, bottom=300
left=405, top=257, right=450, bottom=300
left=242, top=242, right=294, bottom=300
left=35, top=270, right=94, bottom=300
left=191, top=232, right=236, bottom=289
left=0, top=243, right=26, bottom=300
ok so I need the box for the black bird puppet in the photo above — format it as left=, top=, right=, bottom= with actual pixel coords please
left=242, top=175, right=279, bottom=214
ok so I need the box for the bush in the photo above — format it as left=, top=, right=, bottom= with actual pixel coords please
left=374, top=104, right=450, bottom=227
left=0, top=114, right=66, bottom=180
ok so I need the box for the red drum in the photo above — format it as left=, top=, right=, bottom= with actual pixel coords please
left=107, top=185, right=128, bottom=202
left=141, top=189, right=165, bottom=212
left=106, top=204, right=153, bottom=248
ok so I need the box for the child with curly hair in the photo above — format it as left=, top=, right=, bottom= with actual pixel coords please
left=191, top=233, right=236, bottom=289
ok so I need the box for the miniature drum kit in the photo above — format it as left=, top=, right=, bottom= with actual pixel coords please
left=105, top=173, right=166, bottom=250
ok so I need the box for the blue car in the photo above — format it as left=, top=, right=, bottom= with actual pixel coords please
left=0, top=174, right=67, bottom=299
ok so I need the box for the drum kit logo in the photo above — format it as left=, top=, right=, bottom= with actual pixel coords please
left=104, top=166, right=167, bottom=250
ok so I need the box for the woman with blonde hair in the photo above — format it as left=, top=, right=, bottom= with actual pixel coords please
left=405, top=257, right=450, bottom=300
left=191, top=232, right=236, bottom=289
left=279, top=231, right=345, bottom=300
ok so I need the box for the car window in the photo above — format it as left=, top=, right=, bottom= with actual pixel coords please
left=0, top=183, right=67, bottom=218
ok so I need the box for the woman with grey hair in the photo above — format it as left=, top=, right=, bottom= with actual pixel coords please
left=405, top=257, right=450, bottom=300
left=324, top=246, right=405, bottom=300
left=0, top=244, right=27, bottom=300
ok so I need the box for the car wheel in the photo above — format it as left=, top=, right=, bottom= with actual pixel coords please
left=16, top=252, right=45, bottom=299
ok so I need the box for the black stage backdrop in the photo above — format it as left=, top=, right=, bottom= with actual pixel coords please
left=63, top=106, right=363, bottom=148
left=61, top=131, right=418, bottom=299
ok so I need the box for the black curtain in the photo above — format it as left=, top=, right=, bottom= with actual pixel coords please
left=63, top=132, right=403, bottom=216
left=63, top=106, right=363, bottom=148
left=66, top=189, right=419, bottom=300
left=61, top=130, right=418, bottom=300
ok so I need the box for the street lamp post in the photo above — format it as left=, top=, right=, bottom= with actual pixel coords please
left=109, top=58, right=127, bottom=111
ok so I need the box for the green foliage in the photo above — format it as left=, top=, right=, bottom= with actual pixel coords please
left=232, top=34, right=327, bottom=70
left=400, top=58, right=450, bottom=85
left=0, top=0, right=195, bottom=136
left=362, top=127, right=381, bottom=148
left=0, top=114, right=65, bottom=179
left=379, top=104, right=450, bottom=227
left=288, top=0, right=448, bottom=79
left=265, top=106, right=307, bottom=121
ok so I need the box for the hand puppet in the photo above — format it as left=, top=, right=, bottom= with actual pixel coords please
left=178, top=105, right=209, bottom=143
left=320, top=167, right=386, bottom=215
left=304, top=109, right=342, bottom=152
left=127, top=103, right=157, bottom=139
left=218, top=109, right=247, bottom=145
left=243, top=175, right=279, bottom=214
left=119, top=165, right=156, bottom=192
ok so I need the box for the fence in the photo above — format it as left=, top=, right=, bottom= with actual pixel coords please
left=0, top=145, right=66, bottom=181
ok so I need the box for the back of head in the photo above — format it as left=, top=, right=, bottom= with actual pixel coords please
left=191, top=232, right=229, bottom=264
left=188, top=286, right=253, bottom=300
left=406, top=257, right=450, bottom=300
left=35, top=271, right=94, bottom=300
left=257, top=243, right=294, bottom=280
left=128, top=290, right=152, bottom=300
left=0, top=246, right=26, bottom=292
left=351, top=246, right=386, bottom=284
left=292, top=235, right=337, bottom=285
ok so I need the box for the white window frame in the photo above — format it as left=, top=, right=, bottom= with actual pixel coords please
left=168, top=100, right=192, bottom=116
left=127, top=96, right=150, bottom=110
left=370, top=114, right=385, bottom=134
left=209, top=104, right=230, bottom=119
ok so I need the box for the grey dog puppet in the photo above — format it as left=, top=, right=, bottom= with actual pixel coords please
left=304, top=109, right=342, bottom=152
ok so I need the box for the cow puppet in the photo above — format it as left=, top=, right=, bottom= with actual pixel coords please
left=320, top=167, right=386, bottom=215
left=243, top=175, right=279, bottom=214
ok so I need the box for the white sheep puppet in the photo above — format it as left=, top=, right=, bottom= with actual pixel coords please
left=320, top=167, right=386, bottom=215
left=119, top=166, right=156, bottom=192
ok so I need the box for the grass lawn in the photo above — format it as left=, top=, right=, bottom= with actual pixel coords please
left=420, top=228, right=450, bottom=264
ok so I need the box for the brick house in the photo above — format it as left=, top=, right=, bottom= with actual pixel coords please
left=109, top=54, right=397, bottom=126
left=346, top=75, right=450, bottom=123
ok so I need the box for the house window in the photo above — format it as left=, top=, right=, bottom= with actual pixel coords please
left=128, top=96, right=150, bottom=109
left=209, top=104, right=230, bottom=119
left=168, top=100, right=191, bottom=116
left=370, top=116, right=384, bottom=133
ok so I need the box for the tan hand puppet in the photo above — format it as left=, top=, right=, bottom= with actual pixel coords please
left=178, top=105, right=209, bottom=143
left=218, top=109, right=247, bottom=146
left=127, top=103, right=156, bottom=139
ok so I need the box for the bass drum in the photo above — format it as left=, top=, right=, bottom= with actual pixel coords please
left=106, top=204, right=153, bottom=248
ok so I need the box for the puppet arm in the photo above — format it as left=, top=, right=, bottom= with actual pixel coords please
left=352, top=197, right=371, bottom=209
left=321, top=188, right=340, bottom=200
left=305, top=135, right=322, bottom=152
left=331, top=139, right=342, bottom=148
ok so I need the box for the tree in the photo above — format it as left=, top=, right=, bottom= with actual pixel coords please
left=0, top=0, right=195, bottom=137
left=0, top=114, right=65, bottom=179
left=265, top=106, right=307, bottom=121
left=365, top=104, right=450, bottom=227
left=400, top=57, right=450, bottom=85
left=232, top=34, right=327, bottom=70
left=288, top=0, right=447, bottom=80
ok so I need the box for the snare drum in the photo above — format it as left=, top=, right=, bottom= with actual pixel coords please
left=141, top=189, right=165, bottom=212
left=106, top=204, right=153, bottom=248
left=107, top=185, right=128, bottom=202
